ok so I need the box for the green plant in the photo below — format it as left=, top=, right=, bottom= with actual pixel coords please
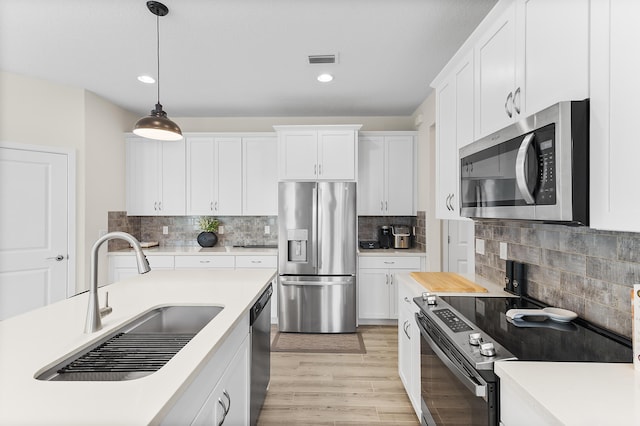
left=198, top=217, right=220, bottom=233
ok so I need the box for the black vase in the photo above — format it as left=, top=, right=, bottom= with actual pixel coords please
left=197, top=232, right=218, bottom=247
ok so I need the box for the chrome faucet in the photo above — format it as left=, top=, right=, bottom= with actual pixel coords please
left=84, top=231, right=151, bottom=333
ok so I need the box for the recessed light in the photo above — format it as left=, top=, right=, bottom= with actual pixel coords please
left=317, top=73, right=334, bottom=83
left=137, top=75, right=156, bottom=84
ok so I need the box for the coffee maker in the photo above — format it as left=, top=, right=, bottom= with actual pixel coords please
left=378, top=226, right=392, bottom=249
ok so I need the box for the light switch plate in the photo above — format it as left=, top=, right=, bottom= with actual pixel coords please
left=499, top=242, right=508, bottom=260
left=162, top=226, right=168, bottom=235
left=218, top=225, right=224, bottom=234
left=475, top=239, right=485, bottom=255
left=264, top=225, right=270, bottom=234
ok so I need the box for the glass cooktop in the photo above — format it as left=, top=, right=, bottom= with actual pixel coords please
left=437, top=296, right=632, bottom=363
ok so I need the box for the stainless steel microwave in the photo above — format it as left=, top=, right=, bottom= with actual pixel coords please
left=459, top=100, right=589, bottom=224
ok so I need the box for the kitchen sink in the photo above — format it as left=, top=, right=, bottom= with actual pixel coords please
left=36, top=305, right=223, bottom=381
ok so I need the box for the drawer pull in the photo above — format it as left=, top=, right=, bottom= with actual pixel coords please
left=384, top=261, right=395, bottom=264
left=251, top=260, right=262, bottom=263
left=199, top=260, right=211, bottom=263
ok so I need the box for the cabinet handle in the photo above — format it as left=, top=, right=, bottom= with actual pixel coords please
left=404, top=296, right=410, bottom=303
left=385, top=201, right=388, bottom=211
left=314, top=164, right=317, bottom=175
left=158, top=201, right=162, bottom=211
left=381, top=201, right=384, bottom=212
left=200, top=260, right=211, bottom=263
left=217, top=398, right=228, bottom=426
left=318, top=164, right=322, bottom=175
left=214, top=201, right=219, bottom=212
left=385, top=274, right=389, bottom=285
left=153, top=202, right=158, bottom=211
left=210, top=201, right=214, bottom=211
left=445, top=194, right=452, bottom=211
left=222, top=390, right=231, bottom=414
left=390, top=274, right=394, bottom=285
left=404, top=321, right=411, bottom=340
left=384, top=261, right=395, bottom=264
left=514, top=87, right=521, bottom=115
left=505, top=92, right=513, bottom=118
left=251, top=260, right=262, bottom=264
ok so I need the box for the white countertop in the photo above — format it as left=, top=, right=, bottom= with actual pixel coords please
left=358, top=247, right=426, bottom=257
left=108, top=246, right=278, bottom=256
left=495, top=361, right=640, bottom=425
left=0, top=268, right=276, bottom=425
left=396, top=272, right=513, bottom=297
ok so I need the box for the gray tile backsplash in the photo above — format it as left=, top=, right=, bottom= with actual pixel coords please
left=108, top=212, right=278, bottom=248
left=474, top=220, right=636, bottom=338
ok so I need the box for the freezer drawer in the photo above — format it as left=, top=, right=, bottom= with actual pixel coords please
left=278, top=275, right=356, bottom=333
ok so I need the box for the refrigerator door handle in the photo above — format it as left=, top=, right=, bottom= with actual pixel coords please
left=312, top=184, right=318, bottom=271
left=280, top=279, right=353, bottom=286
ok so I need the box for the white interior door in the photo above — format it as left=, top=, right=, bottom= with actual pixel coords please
left=442, top=220, right=475, bottom=274
left=0, top=146, right=70, bottom=320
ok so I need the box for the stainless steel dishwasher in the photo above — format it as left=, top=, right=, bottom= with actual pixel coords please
left=249, top=283, right=272, bottom=426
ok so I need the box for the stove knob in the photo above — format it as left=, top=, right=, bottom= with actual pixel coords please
left=469, top=332, right=483, bottom=346
left=422, top=292, right=437, bottom=306
left=479, top=342, right=496, bottom=357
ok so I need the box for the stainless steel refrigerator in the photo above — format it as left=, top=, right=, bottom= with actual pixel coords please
left=278, top=181, right=356, bottom=333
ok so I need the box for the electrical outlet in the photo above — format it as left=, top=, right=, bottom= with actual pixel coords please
left=162, top=226, right=168, bottom=235
left=499, top=242, right=508, bottom=260
left=218, top=225, right=224, bottom=235
left=264, top=225, right=270, bottom=234
left=475, top=239, right=485, bottom=255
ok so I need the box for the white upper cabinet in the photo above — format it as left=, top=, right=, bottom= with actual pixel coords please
left=474, top=0, right=589, bottom=138
left=126, top=136, right=185, bottom=216
left=435, top=53, right=474, bottom=220
left=275, top=125, right=361, bottom=181
left=243, top=136, right=278, bottom=216
left=186, top=136, right=242, bottom=216
left=358, top=132, right=416, bottom=216
left=590, top=0, right=640, bottom=232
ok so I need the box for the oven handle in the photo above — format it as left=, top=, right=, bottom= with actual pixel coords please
left=515, top=133, right=536, bottom=204
left=416, top=317, right=488, bottom=400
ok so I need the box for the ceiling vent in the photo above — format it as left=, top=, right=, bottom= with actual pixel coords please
left=308, top=54, right=337, bottom=64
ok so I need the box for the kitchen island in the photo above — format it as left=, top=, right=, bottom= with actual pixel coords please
left=0, top=268, right=276, bottom=425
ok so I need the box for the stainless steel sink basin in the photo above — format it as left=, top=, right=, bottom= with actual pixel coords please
left=36, top=305, right=223, bottom=381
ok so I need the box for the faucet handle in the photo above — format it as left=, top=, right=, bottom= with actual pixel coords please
left=100, top=291, right=113, bottom=318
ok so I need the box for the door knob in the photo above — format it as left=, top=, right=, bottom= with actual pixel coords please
left=46, top=255, right=65, bottom=261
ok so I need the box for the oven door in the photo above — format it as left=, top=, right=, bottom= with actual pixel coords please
left=416, top=313, right=497, bottom=426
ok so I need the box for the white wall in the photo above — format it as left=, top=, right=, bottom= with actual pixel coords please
left=412, top=92, right=440, bottom=271
left=0, top=70, right=137, bottom=292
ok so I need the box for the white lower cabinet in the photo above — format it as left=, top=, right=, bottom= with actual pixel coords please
left=358, top=256, right=421, bottom=320
left=161, top=316, right=250, bottom=425
left=107, top=255, right=175, bottom=284
left=397, top=280, right=421, bottom=419
left=499, top=379, right=548, bottom=426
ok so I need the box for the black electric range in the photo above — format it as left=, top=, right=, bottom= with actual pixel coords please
left=417, top=295, right=632, bottom=365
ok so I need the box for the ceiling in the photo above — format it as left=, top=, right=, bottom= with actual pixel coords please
left=0, top=0, right=497, bottom=117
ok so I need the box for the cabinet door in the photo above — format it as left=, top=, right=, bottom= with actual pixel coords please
left=385, top=136, right=415, bottom=215
left=519, top=0, right=589, bottom=116
left=357, top=136, right=385, bottom=215
left=317, top=130, right=356, bottom=180
left=277, top=130, right=318, bottom=180
left=126, top=137, right=160, bottom=216
left=398, top=305, right=412, bottom=404
left=159, top=139, right=186, bottom=215
left=475, top=3, right=517, bottom=137
left=214, top=137, right=243, bottom=215
left=435, top=80, right=458, bottom=219
left=456, top=54, right=475, bottom=149
left=590, top=0, right=640, bottom=232
left=358, top=268, right=390, bottom=319
left=187, top=137, right=216, bottom=215
left=243, top=137, right=277, bottom=216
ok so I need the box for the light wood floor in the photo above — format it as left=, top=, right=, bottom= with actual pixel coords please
left=257, top=325, right=420, bottom=426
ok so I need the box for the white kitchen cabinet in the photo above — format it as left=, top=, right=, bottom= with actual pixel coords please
left=107, top=255, right=174, bottom=285
left=126, top=136, right=186, bottom=216
left=242, top=136, right=278, bottom=215
left=192, top=335, right=250, bottom=426
left=275, top=125, right=361, bottom=181
left=398, top=279, right=421, bottom=418
left=186, top=136, right=243, bottom=216
left=474, top=0, right=589, bottom=138
left=590, top=0, right=640, bottom=232
left=435, top=53, right=473, bottom=220
left=358, top=133, right=416, bottom=216
left=500, top=378, right=548, bottom=426
left=161, top=316, right=250, bottom=425
left=358, top=256, right=421, bottom=320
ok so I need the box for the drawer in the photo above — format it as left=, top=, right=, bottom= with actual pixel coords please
left=235, top=255, right=277, bottom=268
left=358, top=256, right=421, bottom=270
left=110, top=255, right=175, bottom=269
left=174, top=255, right=235, bottom=269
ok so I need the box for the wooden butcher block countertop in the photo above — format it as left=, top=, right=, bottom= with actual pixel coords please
left=410, top=272, right=488, bottom=293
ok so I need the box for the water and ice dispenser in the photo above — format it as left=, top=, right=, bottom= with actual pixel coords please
left=286, top=229, right=308, bottom=262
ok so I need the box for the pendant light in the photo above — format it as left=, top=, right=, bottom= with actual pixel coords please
left=133, top=1, right=183, bottom=141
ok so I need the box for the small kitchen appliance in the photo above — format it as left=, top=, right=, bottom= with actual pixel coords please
left=359, top=240, right=380, bottom=249
left=378, top=226, right=392, bottom=249
left=391, top=225, right=411, bottom=249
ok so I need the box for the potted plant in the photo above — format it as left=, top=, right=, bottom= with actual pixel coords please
left=197, top=217, right=220, bottom=247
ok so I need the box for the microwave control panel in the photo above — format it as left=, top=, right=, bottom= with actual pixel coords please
left=534, top=124, right=556, bottom=205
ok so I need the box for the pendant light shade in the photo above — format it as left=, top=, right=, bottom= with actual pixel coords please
left=133, top=1, right=183, bottom=141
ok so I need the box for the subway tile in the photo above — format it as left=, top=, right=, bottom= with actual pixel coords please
left=541, top=249, right=585, bottom=275
left=586, top=257, right=640, bottom=285
left=508, top=243, right=541, bottom=265
left=560, top=272, right=586, bottom=297
left=558, top=231, right=590, bottom=255
left=588, top=233, right=618, bottom=260
left=492, top=225, right=521, bottom=244
left=618, top=235, right=640, bottom=263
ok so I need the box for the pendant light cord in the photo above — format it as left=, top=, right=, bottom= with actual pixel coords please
left=156, top=13, right=160, bottom=105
